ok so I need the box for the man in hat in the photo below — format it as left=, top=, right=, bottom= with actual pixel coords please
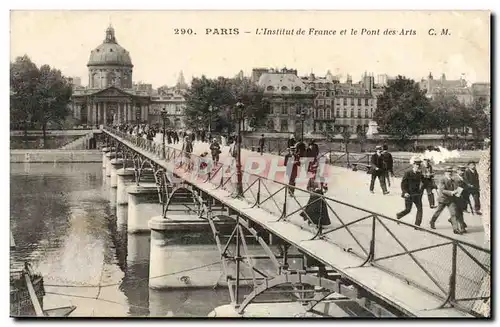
left=381, top=144, right=394, bottom=187
left=421, top=158, right=436, bottom=208
left=429, top=166, right=463, bottom=234
left=465, top=161, right=481, bottom=214
left=454, top=165, right=470, bottom=232
left=369, top=145, right=389, bottom=194
left=258, top=134, right=265, bottom=156
left=284, top=146, right=300, bottom=197
left=396, top=158, right=424, bottom=226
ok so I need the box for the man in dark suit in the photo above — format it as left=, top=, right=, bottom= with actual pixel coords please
left=381, top=144, right=394, bottom=187
left=421, top=158, right=436, bottom=208
left=258, top=134, right=265, bottom=156
left=429, top=166, right=462, bottom=234
left=370, top=145, right=389, bottom=194
left=454, top=166, right=470, bottom=233
left=396, top=159, right=423, bottom=226
left=284, top=146, right=300, bottom=197
left=465, top=161, right=481, bottom=214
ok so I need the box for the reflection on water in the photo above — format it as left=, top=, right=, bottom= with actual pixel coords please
left=10, top=163, right=230, bottom=317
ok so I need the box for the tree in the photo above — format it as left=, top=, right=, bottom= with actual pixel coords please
left=428, top=91, right=463, bottom=146
left=34, top=64, right=73, bottom=146
left=356, top=128, right=367, bottom=152
left=467, top=97, right=490, bottom=142
left=10, top=55, right=73, bottom=147
left=10, top=55, right=40, bottom=141
left=184, top=75, right=268, bottom=134
left=373, top=75, right=433, bottom=149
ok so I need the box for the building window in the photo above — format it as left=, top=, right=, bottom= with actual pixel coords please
left=343, top=98, right=347, bottom=106
left=364, top=109, right=368, bottom=118
left=343, top=108, right=347, bottom=117
left=280, top=119, right=288, bottom=132
left=365, top=98, right=369, bottom=106
left=294, top=86, right=301, bottom=91
left=318, top=109, right=324, bottom=119
left=326, top=109, right=331, bottom=120
left=336, top=109, right=340, bottom=117
left=357, top=109, right=361, bottom=118
left=350, top=108, right=354, bottom=117
left=371, top=108, right=374, bottom=118
left=281, top=104, right=287, bottom=115
left=281, top=86, right=288, bottom=91
left=267, top=86, right=274, bottom=91
left=358, top=98, right=361, bottom=106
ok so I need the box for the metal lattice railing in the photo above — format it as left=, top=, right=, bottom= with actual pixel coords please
left=102, top=127, right=490, bottom=317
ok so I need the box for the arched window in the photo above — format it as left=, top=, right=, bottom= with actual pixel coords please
left=281, top=86, right=288, bottom=91
left=294, top=86, right=302, bottom=92
left=266, top=86, right=274, bottom=91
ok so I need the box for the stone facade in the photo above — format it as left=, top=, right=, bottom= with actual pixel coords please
left=70, top=25, right=187, bottom=128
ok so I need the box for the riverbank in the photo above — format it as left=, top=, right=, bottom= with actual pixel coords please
left=10, top=150, right=102, bottom=163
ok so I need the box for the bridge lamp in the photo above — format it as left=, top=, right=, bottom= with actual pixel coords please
left=208, top=106, right=213, bottom=135
left=297, top=108, right=307, bottom=142
left=234, top=101, right=245, bottom=197
left=161, top=108, right=168, bottom=159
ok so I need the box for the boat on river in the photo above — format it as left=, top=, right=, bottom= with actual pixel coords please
left=10, top=232, right=77, bottom=317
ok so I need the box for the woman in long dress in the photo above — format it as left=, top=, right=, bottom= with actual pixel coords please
left=300, top=181, right=331, bottom=229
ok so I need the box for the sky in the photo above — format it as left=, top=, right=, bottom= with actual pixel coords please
left=10, top=10, right=491, bottom=88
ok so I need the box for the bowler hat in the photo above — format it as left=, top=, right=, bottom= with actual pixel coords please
left=457, top=165, right=466, bottom=171
left=444, top=166, right=453, bottom=172
left=375, top=145, right=382, bottom=150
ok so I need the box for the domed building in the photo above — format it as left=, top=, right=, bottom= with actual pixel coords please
left=71, top=25, right=151, bottom=126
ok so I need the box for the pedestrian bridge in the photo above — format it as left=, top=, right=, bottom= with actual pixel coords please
left=100, top=127, right=490, bottom=318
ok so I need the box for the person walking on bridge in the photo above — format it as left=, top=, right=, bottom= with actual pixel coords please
left=396, top=159, right=424, bottom=227
left=465, top=161, right=481, bottom=215
left=300, top=181, right=331, bottom=230
left=209, top=138, right=221, bottom=165
left=381, top=145, right=394, bottom=187
left=258, top=134, right=265, bottom=156
left=429, top=167, right=464, bottom=234
left=369, top=146, right=389, bottom=194
left=287, top=134, right=296, bottom=148
left=284, top=146, right=300, bottom=197
left=421, top=158, right=436, bottom=208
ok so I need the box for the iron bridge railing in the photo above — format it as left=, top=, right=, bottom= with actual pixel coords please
left=102, top=126, right=490, bottom=317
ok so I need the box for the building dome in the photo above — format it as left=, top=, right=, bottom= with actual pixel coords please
left=87, top=26, right=133, bottom=67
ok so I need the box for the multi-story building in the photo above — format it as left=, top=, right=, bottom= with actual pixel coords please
left=302, top=71, right=378, bottom=134
left=419, top=72, right=473, bottom=104
left=256, top=68, right=315, bottom=134
left=149, top=85, right=187, bottom=128
left=70, top=25, right=187, bottom=128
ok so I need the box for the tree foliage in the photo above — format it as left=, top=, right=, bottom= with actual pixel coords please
left=10, top=55, right=73, bottom=139
left=373, top=75, right=433, bottom=146
left=184, top=75, right=268, bottom=133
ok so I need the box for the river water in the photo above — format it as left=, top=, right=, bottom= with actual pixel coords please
left=10, top=162, right=231, bottom=317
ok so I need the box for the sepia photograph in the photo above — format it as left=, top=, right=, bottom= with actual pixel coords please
left=9, top=10, right=491, bottom=319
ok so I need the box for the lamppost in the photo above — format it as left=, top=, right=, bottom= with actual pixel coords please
left=208, top=106, right=213, bottom=135
left=161, top=108, right=167, bottom=159
left=297, top=108, right=307, bottom=141
left=234, top=101, right=245, bottom=197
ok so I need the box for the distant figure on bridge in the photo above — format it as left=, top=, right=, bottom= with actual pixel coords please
left=421, top=159, right=436, bottom=208
left=182, top=135, right=194, bottom=170
left=284, top=146, right=300, bottom=197
left=210, top=138, right=221, bottom=165
left=300, top=181, right=331, bottom=229
left=258, top=134, right=265, bottom=156
left=287, top=134, right=296, bottom=148
left=396, top=159, right=423, bottom=227
left=465, top=161, right=481, bottom=215
left=306, top=139, right=319, bottom=172
left=381, top=145, right=394, bottom=187
left=370, top=146, right=389, bottom=195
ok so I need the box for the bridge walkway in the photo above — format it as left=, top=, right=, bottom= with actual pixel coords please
left=103, top=129, right=490, bottom=318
